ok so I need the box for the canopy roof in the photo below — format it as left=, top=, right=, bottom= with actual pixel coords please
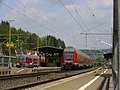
left=33, top=46, right=63, bottom=53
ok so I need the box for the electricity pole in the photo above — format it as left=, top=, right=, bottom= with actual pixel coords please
left=37, top=33, right=40, bottom=53
left=80, top=33, right=112, bottom=48
left=37, top=33, right=39, bottom=47
left=8, top=20, right=14, bottom=69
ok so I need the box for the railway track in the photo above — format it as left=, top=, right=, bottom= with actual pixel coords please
left=0, top=67, right=99, bottom=90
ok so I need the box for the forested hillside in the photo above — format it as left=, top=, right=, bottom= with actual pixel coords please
left=0, top=21, right=66, bottom=55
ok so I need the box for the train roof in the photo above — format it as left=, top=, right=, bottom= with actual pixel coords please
left=64, top=46, right=75, bottom=51
left=33, top=46, right=63, bottom=53
left=78, top=50, right=90, bottom=58
left=65, top=46, right=91, bottom=58
left=26, top=55, right=39, bottom=59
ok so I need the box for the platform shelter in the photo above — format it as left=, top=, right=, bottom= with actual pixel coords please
left=33, top=46, right=63, bottom=67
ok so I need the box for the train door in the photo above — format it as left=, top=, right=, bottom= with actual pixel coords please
left=33, top=58, right=39, bottom=67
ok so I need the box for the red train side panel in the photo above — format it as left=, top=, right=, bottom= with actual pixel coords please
left=62, top=46, right=93, bottom=70
left=73, top=50, right=77, bottom=63
left=16, top=54, right=40, bottom=68
left=76, top=50, right=93, bottom=67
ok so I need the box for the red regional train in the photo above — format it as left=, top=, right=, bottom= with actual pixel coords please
left=16, top=54, right=40, bottom=68
left=62, top=46, right=93, bottom=70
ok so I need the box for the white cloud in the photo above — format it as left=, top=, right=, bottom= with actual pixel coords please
left=0, top=0, right=113, bottom=49
left=18, top=0, right=40, bottom=7
left=65, top=5, right=75, bottom=12
left=42, top=12, right=57, bottom=20
left=64, top=19, right=72, bottom=24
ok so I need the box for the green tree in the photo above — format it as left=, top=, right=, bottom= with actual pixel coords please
left=0, top=20, right=66, bottom=56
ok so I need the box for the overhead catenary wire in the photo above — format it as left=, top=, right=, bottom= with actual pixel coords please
left=70, top=0, right=89, bottom=31
left=69, top=0, right=111, bottom=51
left=0, top=0, right=111, bottom=51
left=15, top=0, right=88, bottom=49
left=0, top=0, right=87, bottom=49
left=83, top=0, right=101, bottom=25
left=58, top=0, right=87, bottom=33
left=15, top=0, right=59, bottom=33
left=15, top=0, right=61, bottom=31
left=0, top=1, right=65, bottom=41
left=0, top=1, right=51, bottom=32
left=83, top=0, right=112, bottom=34
left=58, top=0, right=111, bottom=49
left=69, top=0, right=104, bottom=56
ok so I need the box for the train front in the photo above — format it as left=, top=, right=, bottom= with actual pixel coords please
left=63, top=46, right=77, bottom=70
left=16, top=54, right=26, bottom=68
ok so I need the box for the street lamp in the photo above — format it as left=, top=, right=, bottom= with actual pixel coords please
left=8, top=20, right=14, bottom=69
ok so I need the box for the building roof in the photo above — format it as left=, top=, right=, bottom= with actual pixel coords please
left=33, top=46, right=63, bottom=53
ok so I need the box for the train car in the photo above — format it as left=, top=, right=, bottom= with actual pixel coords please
left=62, top=46, right=93, bottom=70
left=16, top=54, right=40, bottom=68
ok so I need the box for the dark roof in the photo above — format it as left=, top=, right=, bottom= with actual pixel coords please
left=33, top=46, right=63, bottom=52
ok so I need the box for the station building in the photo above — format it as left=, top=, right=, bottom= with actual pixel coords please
left=33, top=46, right=63, bottom=67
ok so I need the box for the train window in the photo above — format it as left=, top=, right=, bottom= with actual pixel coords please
left=33, top=59, right=38, bottom=62
left=21, top=56, right=25, bottom=60
left=17, top=55, right=25, bottom=61
left=64, top=52, right=74, bottom=61
left=28, top=58, right=32, bottom=62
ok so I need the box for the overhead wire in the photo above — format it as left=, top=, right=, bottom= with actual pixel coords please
left=83, top=0, right=101, bottom=25
left=0, top=1, right=66, bottom=39
left=83, top=0, right=112, bottom=33
left=57, top=0, right=96, bottom=49
left=0, top=0, right=112, bottom=51
left=70, top=0, right=89, bottom=31
left=70, top=0, right=99, bottom=49
left=57, top=0, right=99, bottom=56
left=82, top=0, right=112, bottom=50
left=15, top=0, right=89, bottom=49
left=58, top=0, right=87, bottom=33
left=16, top=0, right=61, bottom=31
left=70, top=0, right=112, bottom=55
left=0, top=0, right=86, bottom=49
left=0, top=1, right=52, bottom=31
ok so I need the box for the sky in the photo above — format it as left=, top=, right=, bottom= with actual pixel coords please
left=0, top=0, right=113, bottom=50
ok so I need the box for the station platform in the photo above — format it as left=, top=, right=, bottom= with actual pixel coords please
left=0, top=67, right=114, bottom=89
left=98, top=69, right=113, bottom=90
left=0, top=66, right=61, bottom=76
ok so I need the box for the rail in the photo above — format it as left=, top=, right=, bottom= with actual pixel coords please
left=0, top=67, right=98, bottom=90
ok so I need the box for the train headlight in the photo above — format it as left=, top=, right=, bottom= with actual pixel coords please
left=30, top=63, right=33, bottom=65
left=17, top=63, right=20, bottom=65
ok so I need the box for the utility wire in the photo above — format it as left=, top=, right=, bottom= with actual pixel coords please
left=16, top=0, right=59, bottom=31
left=83, top=0, right=112, bottom=34
left=0, top=0, right=86, bottom=49
left=70, top=0, right=112, bottom=52
left=58, top=0, right=86, bottom=32
left=1, top=0, right=109, bottom=51
left=15, top=0, right=87, bottom=48
left=17, top=0, right=110, bottom=51
left=70, top=0, right=101, bottom=51
left=83, top=0, right=101, bottom=25
left=58, top=0, right=111, bottom=51
left=0, top=1, right=66, bottom=39
left=69, top=2, right=97, bottom=57
left=70, top=0, right=89, bottom=31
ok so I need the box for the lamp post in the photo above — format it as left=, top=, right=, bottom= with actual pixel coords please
left=8, top=20, right=14, bottom=69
